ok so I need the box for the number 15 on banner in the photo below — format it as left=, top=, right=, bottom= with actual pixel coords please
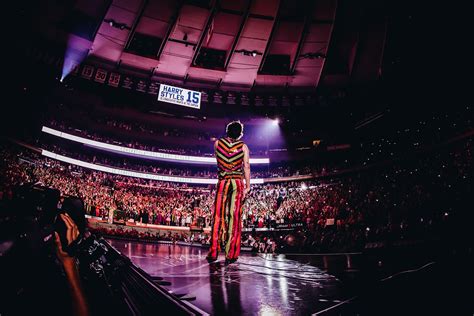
left=186, top=91, right=200, bottom=104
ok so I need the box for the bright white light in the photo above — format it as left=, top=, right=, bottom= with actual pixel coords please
left=41, top=149, right=265, bottom=184
left=301, top=183, right=308, bottom=190
left=272, top=119, right=279, bottom=125
left=41, top=126, right=270, bottom=165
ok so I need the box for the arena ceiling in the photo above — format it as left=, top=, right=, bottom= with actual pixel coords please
left=30, top=0, right=387, bottom=91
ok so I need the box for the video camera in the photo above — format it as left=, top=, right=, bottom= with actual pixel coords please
left=0, top=184, right=108, bottom=269
left=0, top=183, right=205, bottom=315
left=0, top=184, right=123, bottom=315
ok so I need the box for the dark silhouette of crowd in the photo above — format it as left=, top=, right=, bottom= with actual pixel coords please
left=1, top=131, right=471, bottom=253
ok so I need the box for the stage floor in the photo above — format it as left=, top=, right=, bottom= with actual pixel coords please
left=107, top=240, right=360, bottom=315
left=107, top=239, right=473, bottom=315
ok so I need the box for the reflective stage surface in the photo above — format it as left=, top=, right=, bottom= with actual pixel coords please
left=107, top=239, right=473, bottom=315
left=108, top=240, right=357, bottom=315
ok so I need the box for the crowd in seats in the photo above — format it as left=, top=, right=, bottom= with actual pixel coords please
left=87, top=226, right=204, bottom=243
left=46, top=118, right=218, bottom=157
left=1, top=134, right=471, bottom=252
left=87, top=225, right=279, bottom=254
left=44, top=104, right=472, bottom=167
left=39, top=142, right=313, bottom=179
left=50, top=101, right=216, bottom=140
left=357, top=106, right=472, bottom=165
left=45, top=113, right=270, bottom=157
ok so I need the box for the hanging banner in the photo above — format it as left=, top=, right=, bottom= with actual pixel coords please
left=108, top=72, right=121, bottom=87
left=148, top=81, right=159, bottom=95
left=81, top=65, right=94, bottom=79
left=94, top=68, right=107, bottom=83
left=121, top=76, right=134, bottom=89
left=136, top=79, right=147, bottom=93
left=158, top=84, right=201, bottom=109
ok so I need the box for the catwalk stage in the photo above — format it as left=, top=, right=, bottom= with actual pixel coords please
left=107, top=239, right=472, bottom=315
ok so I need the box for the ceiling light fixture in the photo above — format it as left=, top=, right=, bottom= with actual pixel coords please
left=104, top=18, right=130, bottom=30
left=235, top=49, right=261, bottom=57
left=300, top=52, right=326, bottom=59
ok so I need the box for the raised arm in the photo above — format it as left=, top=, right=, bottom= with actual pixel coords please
left=55, top=214, right=89, bottom=316
left=242, top=144, right=251, bottom=199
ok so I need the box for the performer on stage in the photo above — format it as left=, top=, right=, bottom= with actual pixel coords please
left=206, top=121, right=250, bottom=264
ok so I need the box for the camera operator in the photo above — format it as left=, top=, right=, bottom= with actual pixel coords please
left=2, top=183, right=175, bottom=316
left=0, top=187, right=90, bottom=316
left=54, top=213, right=89, bottom=316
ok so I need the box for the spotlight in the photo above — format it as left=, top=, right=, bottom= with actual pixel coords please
left=236, top=49, right=261, bottom=57
left=104, top=18, right=130, bottom=30
left=301, top=183, right=308, bottom=190
left=272, top=118, right=280, bottom=125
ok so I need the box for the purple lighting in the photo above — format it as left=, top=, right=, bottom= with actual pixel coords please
left=61, top=34, right=93, bottom=82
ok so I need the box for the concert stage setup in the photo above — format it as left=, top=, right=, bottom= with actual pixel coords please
left=3, top=0, right=473, bottom=315
left=106, top=239, right=473, bottom=315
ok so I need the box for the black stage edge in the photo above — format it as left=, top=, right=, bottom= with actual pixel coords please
left=104, top=240, right=208, bottom=315
left=107, top=239, right=473, bottom=315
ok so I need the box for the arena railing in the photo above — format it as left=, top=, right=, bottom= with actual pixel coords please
left=41, top=149, right=265, bottom=184
left=42, top=126, right=270, bottom=165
